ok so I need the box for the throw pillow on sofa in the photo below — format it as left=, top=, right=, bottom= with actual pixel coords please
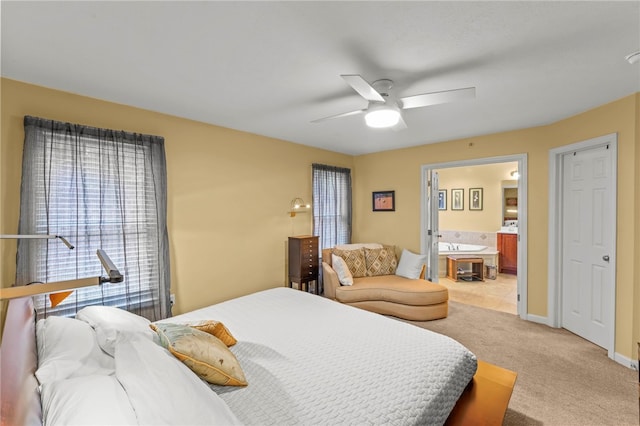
left=331, top=254, right=354, bottom=286
left=332, top=248, right=367, bottom=278
left=395, top=249, right=427, bottom=279
left=364, top=246, right=398, bottom=276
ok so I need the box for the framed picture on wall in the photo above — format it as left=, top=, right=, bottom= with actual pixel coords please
left=451, top=188, right=464, bottom=210
left=372, top=190, right=395, bottom=211
left=469, top=187, right=483, bottom=210
left=438, top=190, right=447, bottom=210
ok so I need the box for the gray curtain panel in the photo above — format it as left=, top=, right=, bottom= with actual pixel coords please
left=16, top=116, right=171, bottom=321
left=312, top=163, right=352, bottom=251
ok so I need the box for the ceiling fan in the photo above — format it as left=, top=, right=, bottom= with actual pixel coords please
left=312, top=75, right=475, bottom=130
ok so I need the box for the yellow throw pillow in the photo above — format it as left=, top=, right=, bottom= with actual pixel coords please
left=150, top=323, right=247, bottom=387
left=184, top=320, right=237, bottom=347
left=332, top=248, right=367, bottom=278
left=364, top=246, right=398, bottom=276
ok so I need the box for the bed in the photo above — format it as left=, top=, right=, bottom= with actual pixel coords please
left=1, top=287, right=478, bottom=425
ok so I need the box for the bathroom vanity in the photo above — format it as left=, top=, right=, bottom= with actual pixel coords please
left=497, top=231, right=517, bottom=275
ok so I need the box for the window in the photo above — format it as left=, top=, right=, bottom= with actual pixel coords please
left=16, top=116, right=170, bottom=321
left=312, top=164, right=352, bottom=251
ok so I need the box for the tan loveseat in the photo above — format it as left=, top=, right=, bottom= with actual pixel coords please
left=322, top=244, right=448, bottom=321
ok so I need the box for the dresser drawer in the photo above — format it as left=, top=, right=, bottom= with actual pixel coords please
left=300, top=264, right=319, bottom=276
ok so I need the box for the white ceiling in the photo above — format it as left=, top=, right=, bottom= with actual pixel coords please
left=2, top=1, right=639, bottom=155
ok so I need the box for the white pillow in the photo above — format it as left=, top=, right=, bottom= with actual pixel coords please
left=41, top=375, right=137, bottom=425
left=115, top=336, right=243, bottom=425
left=35, top=316, right=115, bottom=385
left=76, top=305, right=157, bottom=356
left=332, top=253, right=354, bottom=286
left=395, top=249, right=427, bottom=279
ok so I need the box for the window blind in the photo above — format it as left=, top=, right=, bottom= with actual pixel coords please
left=312, top=163, right=352, bottom=251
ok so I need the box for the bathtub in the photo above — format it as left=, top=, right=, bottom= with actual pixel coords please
left=438, top=242, right=487, bottom=254
left=437, top=242, right=499, bottom=277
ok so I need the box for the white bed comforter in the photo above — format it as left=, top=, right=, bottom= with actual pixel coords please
left=166, top=287, right=477, bottom=426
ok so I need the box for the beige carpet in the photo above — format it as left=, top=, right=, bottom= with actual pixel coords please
left=403, top=301, right=638, bottom=426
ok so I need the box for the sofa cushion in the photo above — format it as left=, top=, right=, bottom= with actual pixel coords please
left=332, top=248, right=367, bottom=278
left=335, top=243, right=383, bottom=250
left=335, top=276, right=448, bottom=306
left=332, top=254, right=354, bottom=286
left=364, top=246, right=398, bottom=276
left=346, top=300, right=449, bottom=322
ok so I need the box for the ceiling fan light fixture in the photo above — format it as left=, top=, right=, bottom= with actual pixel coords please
left=365, top=105, right=400, bottom=128
left=625, top=51, right=640, bottom=64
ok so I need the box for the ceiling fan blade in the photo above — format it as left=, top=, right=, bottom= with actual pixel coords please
left=400, top=87, right=476, bottom=110
left=392, top=114, right=408, bottom=132
left=311, top=108, right=366, bottom=123
left=341, top=75, right=385, bottom=102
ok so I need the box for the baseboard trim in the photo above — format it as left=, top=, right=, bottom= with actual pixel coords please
left=525, top=313, right=548, bottom=325
left=614, top=352, right=639, bottom=371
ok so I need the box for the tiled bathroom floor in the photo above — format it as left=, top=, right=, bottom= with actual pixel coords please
left=439, top=273, right=518, bottom=315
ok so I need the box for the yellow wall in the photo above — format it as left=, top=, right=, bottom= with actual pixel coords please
left=353, top=93, right=639, bottom=360
left=1, top=78, right=637, bottom=360
left=545, top=95, right=639, bottom=361
left=437, top=162, right=518, bottom=232
left=0, top=78, right=353, bottom=315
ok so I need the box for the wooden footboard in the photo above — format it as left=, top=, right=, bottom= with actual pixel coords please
left=0, top=296, right=42, bottom=426
left=446, top=360, right=517, bottom=426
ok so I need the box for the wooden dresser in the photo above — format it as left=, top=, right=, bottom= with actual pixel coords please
left=288, top=235, right=319, bottom=294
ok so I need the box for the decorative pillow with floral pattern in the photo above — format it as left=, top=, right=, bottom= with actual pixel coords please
left=150, top=323, right=247, bottom=386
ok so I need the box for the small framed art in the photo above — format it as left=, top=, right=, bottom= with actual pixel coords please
left=372, top=191, right=395, bottom=211
left=451, top=188, right=464, bottom=211
left=438, top=190, right=447, bottom=210
left=469, top=188, right=483, bottom=210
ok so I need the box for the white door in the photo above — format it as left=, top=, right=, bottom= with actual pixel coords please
left=425, top=171, right=440, bottom=282
left=561, top=145, right=614, bottom=348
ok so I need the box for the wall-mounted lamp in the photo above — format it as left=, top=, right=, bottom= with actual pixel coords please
left=0, top=234, right=123, bottom=302
left=510, top=170, right=520, bottom=179
left=289, top=197, right=311, bottom=217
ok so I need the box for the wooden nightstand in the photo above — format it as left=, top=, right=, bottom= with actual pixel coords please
left=288, top=235, right=319, bottom=294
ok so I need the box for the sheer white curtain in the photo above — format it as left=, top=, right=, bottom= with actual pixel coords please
left=16, top=116, right=171, bottom=321
left=312, top=164, right=352, bottom=252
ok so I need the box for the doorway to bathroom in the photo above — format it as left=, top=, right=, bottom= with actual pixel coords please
left=421, top=154, right=528, bottom=318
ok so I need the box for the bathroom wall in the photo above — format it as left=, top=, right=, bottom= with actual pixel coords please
left=437, top=162, right=518, bottom=233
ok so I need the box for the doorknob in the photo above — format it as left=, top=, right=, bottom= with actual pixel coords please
left=602, top=255, right=610, bottom=262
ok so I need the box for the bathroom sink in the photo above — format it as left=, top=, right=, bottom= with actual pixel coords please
left=499, top=226, right=518, bottom=233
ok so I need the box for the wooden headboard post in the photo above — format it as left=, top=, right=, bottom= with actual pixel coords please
left=0, top=297, right=42, bottom=426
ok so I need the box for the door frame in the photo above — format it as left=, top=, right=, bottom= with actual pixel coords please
left=420, top=153, right=528, bottom=318
left=548, top=133, right=617, bottom=359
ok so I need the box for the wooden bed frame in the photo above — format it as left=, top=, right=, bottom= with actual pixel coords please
left=0, top=296, right=516, bottom=426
